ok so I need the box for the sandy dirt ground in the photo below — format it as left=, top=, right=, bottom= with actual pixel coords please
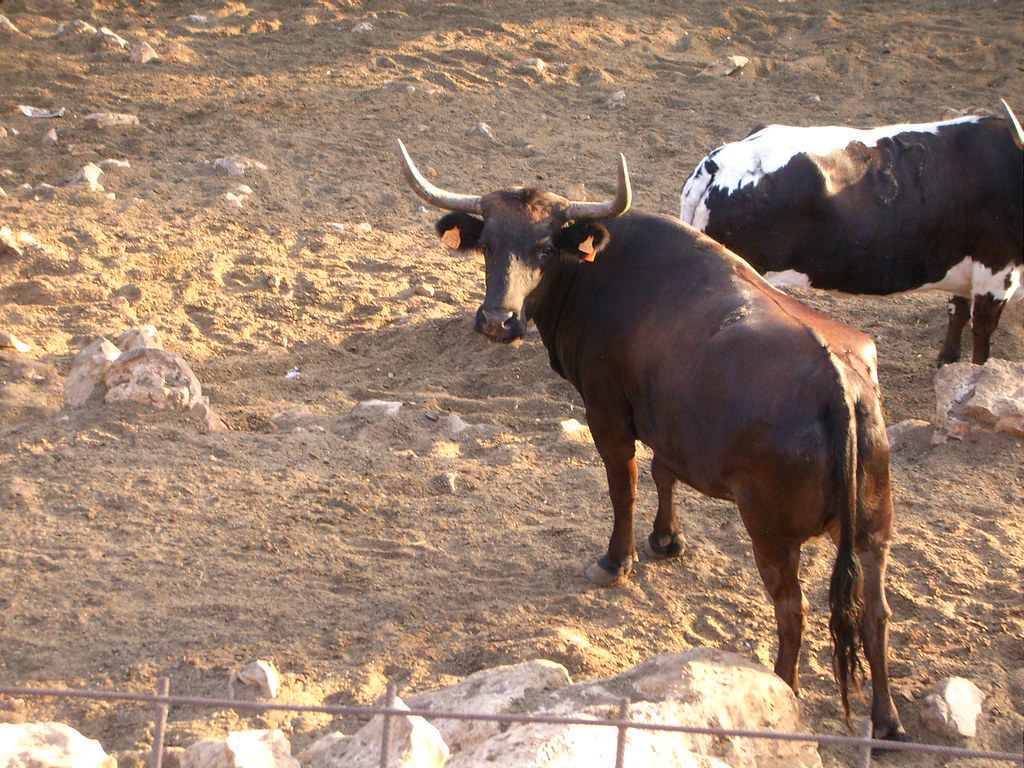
left=0, top=1, right=1021, bottom=765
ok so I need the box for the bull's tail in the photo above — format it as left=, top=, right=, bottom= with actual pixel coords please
left=826, top=362, right=865, bottom=729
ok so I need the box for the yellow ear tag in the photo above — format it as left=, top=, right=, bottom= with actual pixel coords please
left=441, top=228, right=462, bottom=249
left=579, top=235, right=596, bottom=262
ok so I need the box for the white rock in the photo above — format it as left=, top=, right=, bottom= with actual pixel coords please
left=56, top=19, right=98, bottom=36
left=605, top=90, right=627, bottom=109
left=406, top=660, right=572, bottom=755
left=182, top=729, right=299, bottom=768
left=467, top=122, right=497, bottom=142
left=439, top=471, right=457, bottom=493
left=935, top=359, right=1024, bottom=440
left=354, top=399, right=403, bottom=417
left=18, top=105, right=66, bottom=118
left=446, top=412, right=470, bottom=435
left=194, top=397, right=230, bottom=433
left=268, top=405, right=324, bottom=434
left=114, top=325, right=162, bottom=352
left=920, top=677, right=985, bottom=738
left=0, top=14, right=30, bottom=37
left=213, top=156, right=268, bottom=176
left=454, top=649, right=822, bottom=768
left=352, top=21, right=374, bottom=33
left=99, top=158, right=131, bottom=170
left=559, top=418, right=591, bottom=442
left=519, top=58, right=547, bottom=73
left=0, top=722, right=116, bottom=768
left=102, top=348, right=203, bottom=410
left=0, top=331, right=34, bottom=352
left=68, top=162, right=103, bottom=189
left=698, top=55, right=750, bottom=77
left=84, top=112, right=140, bottom=129
left=64, top=338, right=121, bottom=407
left=415, top=283, right=436, bottom=298
left=41, top=127, right=59, bottom=145
left=130, top=41, right=159, bottom=63
left=1, top=226, right=23, bottom=257
left=305, top=695, right=448, bottom=768
left=229, top=660, right=281, bottom=700
left=353, top=222, right=373, bottom=234
left=224, top=191, right=246, bottom=207
left=97, top=26, right=130, bottom=49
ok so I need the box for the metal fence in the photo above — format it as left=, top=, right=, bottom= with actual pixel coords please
left=1, top=680, right=1022, bottom=768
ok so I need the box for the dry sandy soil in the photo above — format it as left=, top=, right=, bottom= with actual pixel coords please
left=0, top=0, right=1021, bottom=765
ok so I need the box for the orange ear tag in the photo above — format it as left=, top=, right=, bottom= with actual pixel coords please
left=579, top=235, right=596, bottom=262
left=441, top=228, right=462, bottom=249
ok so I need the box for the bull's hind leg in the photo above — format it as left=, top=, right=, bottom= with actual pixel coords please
left=750, top=538, right=807, bottom=693
left=646, top=454, right=685, bottom=559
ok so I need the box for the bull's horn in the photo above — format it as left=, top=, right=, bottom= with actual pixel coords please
left=396, top=139, right=484, bottom=214
left=1001, top=99, right=1024, bottom=150
left=565, top=153, right=632, bottom=221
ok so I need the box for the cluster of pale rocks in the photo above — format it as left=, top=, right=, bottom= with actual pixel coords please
left=0, top=650, right=990, bottom=768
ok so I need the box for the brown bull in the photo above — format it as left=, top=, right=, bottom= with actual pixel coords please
left=398, top=140, right=907, bottom=741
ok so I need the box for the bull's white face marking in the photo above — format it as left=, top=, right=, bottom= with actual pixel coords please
left=920, top=258, right=1022, bottom=301
left=764, top=269, right=813, bottom=288
left=679, top=116, right=983, bottom=224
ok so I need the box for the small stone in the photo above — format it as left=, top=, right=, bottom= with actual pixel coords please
left=40, top=128, right=58, bottom=145
left=99, top=158, right=131, bottom=170
left=1, top=226, right=23, bottom=258
left=18, top=105, right=66, bottom=118
left=440, top=472, right=457, bottom=494
left=130, top=41, right=159, bottom=63
left=65, top=338, right=121, bottom=408
left=0, top=15, right=30, bottom=38
left=267, top=406, right=323, bottom=434
left=182, top=730, right=299, bottom=768
left=97, top=26, right=131, bottom=49
left=352, top=21, right=374, bottom=33
left=56, top=19, right=98, bottom=36
left=353, top=222, right=373, bottom=234
left=114, top=325, right=162, bottom=352
left=886, top=418, right=931, bottom=450
left=698, top=55, right=750, bottom=77
left=605, top=90, right=626, bottom=109
left=266, top=274, right=282, bottom=291
left=415, top=283, right=436, bottom=298
left=84, top=112, right=140, bottom=129
left=0, top=331, right=33, bottom=352
left=212, top=156, right=267, bottom=176
left=224, top=191, right=246, bottom=207
left=560, top=418, right=591, bottom=442
left=446, top=412, right=470, bottom=435
left=194, top=397, right=230, bottom=433
left=103, top=348, right=203, bottom=411
left=185, top=14, right=210, bottom=25
left=468, top=122, right=498, bottom=142
left=519, top=58, right=547, bottom=73
left=353, top=399, right=402, bottom=417
left=229, top=660, right=281, bottom=700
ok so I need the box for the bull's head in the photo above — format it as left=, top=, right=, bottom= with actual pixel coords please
left=398, top=140, right=631, bottom=342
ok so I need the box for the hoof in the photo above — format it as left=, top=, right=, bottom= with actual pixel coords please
left=585, top=556, right=631, bottom=586
left=644, top=533, right=684, bottom=560
left=873, top=725, right=910, bottom=743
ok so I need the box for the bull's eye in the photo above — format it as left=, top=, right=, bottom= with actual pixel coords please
left=537, top=244, right=556, bottom=262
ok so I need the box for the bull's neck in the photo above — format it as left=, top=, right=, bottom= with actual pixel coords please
left=525, top=255, right=588, bottom=384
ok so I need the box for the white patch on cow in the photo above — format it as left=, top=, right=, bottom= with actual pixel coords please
left=764, top=269, right=813, bottom=288
left=920, top=258, right=1022, bottom=302
left=680, top=116, right=983, bottom=224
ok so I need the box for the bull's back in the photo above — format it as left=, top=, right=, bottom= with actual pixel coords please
left=681, top=117, right=1023, bottom=295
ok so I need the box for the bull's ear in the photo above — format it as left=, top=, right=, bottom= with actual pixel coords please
left=435, top=212, right=484, bottom=251
left=554, top=221, right=610, bottom=262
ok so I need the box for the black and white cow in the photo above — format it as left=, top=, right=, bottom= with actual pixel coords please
left=680, top=103, right=1024, bottom=365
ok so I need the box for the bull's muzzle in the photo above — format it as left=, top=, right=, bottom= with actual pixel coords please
left=475, top=308, right=524, bottom=342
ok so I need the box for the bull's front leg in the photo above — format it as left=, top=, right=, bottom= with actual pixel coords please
left=585, top=437, right=639, bottom=586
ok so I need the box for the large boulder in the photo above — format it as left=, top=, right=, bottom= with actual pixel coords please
left=182, top=729, right=299, bottom=768
left=298, top=695, right=448, bottom=768
left=934, top=359, right=1024, bottom=440
left=0, top=722, right=116, bottom=768
left=405, top=659, right=572, bottom=754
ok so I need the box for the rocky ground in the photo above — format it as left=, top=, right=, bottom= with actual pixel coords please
left=0, top=1, right=1021, bottom=766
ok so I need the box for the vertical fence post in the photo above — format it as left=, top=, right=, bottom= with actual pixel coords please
left=856, top=718, right=873, bottom=768
left=379, top=680, right=398, bottom=768
left=614, top=698, right=629, bottom=768
left=149, top=677, right=170, bottom=768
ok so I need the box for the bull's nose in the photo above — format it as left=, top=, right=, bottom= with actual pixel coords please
left=481, top=309, right=515, bottom=326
